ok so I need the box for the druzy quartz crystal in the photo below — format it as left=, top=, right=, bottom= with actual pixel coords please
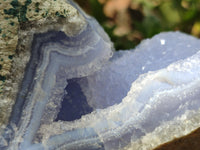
left=1, top=0, right=200, bottom=150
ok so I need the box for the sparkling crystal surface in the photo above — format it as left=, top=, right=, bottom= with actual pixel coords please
left=1, top=1, right=200, bottom=150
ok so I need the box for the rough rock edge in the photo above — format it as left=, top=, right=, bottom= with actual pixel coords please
left=0, top=0, right=86, bottom=131
left=124, top=107, right=200, bottom=150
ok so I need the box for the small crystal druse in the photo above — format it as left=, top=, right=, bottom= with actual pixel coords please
left=0, top=0, right=200, bottom=150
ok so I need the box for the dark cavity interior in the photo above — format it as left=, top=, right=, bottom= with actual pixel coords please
left=55, top=78, right=93, bottom=121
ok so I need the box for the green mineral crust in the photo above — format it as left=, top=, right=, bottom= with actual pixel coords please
left=0, top=0, right=86, bottom=131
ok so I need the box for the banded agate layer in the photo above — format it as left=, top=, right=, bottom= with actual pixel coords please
left=1, top=1, right=200, bottom=150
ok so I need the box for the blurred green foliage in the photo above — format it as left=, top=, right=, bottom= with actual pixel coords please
left=75, top=0, right=200, bottom=50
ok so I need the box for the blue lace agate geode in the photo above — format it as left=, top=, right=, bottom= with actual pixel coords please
left=1, top=1, right=200, bottom=150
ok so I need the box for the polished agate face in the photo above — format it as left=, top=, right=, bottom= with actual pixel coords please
left=1, top=0, right=200, bottom=150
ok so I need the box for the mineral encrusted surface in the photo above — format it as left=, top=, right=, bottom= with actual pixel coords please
left=0, top=0, right=200, bottom=150
left=0, top=0, right=86, bottom=130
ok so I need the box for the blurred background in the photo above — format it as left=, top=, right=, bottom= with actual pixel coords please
left=74, top=0, right=200, bottom=50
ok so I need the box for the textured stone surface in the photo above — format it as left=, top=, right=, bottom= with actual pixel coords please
left=0, top=0, right=200, bottom=150
left=154, top=127, right=200, bottom=150
left=0, top=0, right=86, bottom=130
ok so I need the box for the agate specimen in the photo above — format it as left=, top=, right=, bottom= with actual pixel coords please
left=1, top=0, right=200, bottom=150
